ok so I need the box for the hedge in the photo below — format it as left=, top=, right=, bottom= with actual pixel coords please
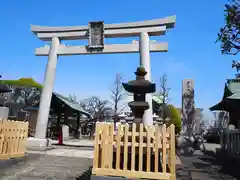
left=0, top=78, right=42, bottom=88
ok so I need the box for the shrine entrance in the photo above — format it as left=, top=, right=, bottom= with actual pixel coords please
left=31, top=16, right=176, bottom=140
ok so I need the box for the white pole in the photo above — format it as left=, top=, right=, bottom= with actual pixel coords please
left=35, top=37, right=59, bottom=139
left=140, top=32, right=153, bottom=125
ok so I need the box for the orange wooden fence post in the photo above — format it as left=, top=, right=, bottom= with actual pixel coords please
left=0, top=120, right=28, bottom=160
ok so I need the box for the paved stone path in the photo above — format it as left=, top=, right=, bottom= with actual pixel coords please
left=177, top=150, right=239, bottom=180
left=0, top=154, right=92, bottom=180
left=0, top=145, right=239, bottom=180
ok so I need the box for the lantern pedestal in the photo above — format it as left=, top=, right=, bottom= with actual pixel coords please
left=0, top=107, right=9, bottom=120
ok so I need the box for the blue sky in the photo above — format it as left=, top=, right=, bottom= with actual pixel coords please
left=0, top=0, right=234, bottom=119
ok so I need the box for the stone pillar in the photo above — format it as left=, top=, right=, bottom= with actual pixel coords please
left=140, top=32, right=153, bottom=125
left=35, top=37, right=59, bottom=139
left=181, top=79, right=195, bottom=136
left=62, top=125, right=69, bottom=140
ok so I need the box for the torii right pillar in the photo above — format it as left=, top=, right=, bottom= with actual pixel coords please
left=140, top=32, right=153, bottom=125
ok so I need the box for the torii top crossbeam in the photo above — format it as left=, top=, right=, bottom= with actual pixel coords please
left=31, top=16, right=176, bottom=56
left=31, top=16, right=176, bottom=41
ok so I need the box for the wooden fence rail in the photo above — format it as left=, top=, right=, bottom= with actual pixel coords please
left=92, top=122, right=176, bottom=180
left=0, top=120, right=28, bottom=160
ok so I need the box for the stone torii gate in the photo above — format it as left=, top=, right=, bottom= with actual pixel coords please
left=30, top=16, right=176, bottom=149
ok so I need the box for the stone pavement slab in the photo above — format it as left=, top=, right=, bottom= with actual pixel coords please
left=177, top=154, right=238, bottom=180
left=52, top=139, right=94, bottom=147
left=27, top=148, right=94, bottom=158
left=46, top=148, right=94, bottom=158
left=27, top=147, right=182, bottom=165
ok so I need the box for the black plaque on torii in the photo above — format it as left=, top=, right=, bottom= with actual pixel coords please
left=88, top=21, right=105, bottom=50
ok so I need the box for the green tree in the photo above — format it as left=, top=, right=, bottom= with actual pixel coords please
left=217, top=0, right=240, bottom=56
left=166, top=104, right=181, bottom=134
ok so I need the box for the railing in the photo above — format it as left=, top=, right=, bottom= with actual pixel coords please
left=92, top=122, right=176, bottom=180
left=0, top=120, right=29, bottom=159
left=221, top=129, right=240, bottom=155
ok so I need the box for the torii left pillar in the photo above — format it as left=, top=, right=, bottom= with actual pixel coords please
left=28, top=37, right=59, bottom=150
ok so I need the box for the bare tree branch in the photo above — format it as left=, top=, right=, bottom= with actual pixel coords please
left=110, top=73, right=126, bottom=122
left=158, top=73, right=171, bottom=104
left=79, top=96, right=112, bottom=121
left=155, top=73, right=171, bottom=119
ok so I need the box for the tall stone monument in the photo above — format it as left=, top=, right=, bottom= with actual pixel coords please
left=181, top=79, right=196, bottom=137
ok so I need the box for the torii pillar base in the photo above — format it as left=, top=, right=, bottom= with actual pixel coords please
left=26, top=137, right=54, bottom=151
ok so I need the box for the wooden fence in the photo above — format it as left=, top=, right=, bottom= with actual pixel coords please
left=221, top=129, right=240, bottom=155
left=92, top=122, right=176, bottom=180
left=0, top=120, right=29, bottom=160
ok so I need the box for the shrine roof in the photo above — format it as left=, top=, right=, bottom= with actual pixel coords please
left=226, top=79, right=240, bottom=99
left=209, top=79, right=240, bottom=111
left=23, top=93, right=92, bottom=118
left=52, top=92, right=92, bottom=118
left=209, top=100, right=228, bottom=111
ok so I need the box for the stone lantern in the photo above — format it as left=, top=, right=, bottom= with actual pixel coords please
left=122, top=66, right=155, bottom=129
